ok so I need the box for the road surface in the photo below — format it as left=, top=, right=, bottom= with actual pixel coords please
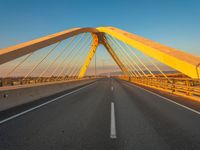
left=0, top=78, right=200, bottom=150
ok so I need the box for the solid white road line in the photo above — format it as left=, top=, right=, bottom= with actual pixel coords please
left=110, top=102, right=117, bottom=139
left=124, top=81, right=200, bottom=115
left=0, top=82, right=96, bottom=125
left=111, top=86, right=114, bottom=91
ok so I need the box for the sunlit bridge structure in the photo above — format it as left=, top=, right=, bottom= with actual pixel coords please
left=0, top=27, right=199, bottom=99
left=0, top=27, right=200, bottom=150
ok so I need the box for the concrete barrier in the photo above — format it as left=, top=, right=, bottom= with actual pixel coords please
left=0, top=79, right=96, bottom=112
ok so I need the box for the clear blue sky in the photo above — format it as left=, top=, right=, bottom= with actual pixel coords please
left=0, top=0, right=200, bottom=56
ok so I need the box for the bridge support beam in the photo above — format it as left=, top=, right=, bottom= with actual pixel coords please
left=102, top=37, right=129, bottom=76
left=78, top=33, right=130, bottom=78
left=0, top=28, right=98, bottom=65
left=78, top=34, right=99, bottom=78
left=97, top=27, right=200, bottom=79
left=1, top=26, right=199, bottom=79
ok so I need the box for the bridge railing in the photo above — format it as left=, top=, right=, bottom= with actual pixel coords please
left=0, top=76, right=99, bottom=87
left=119, top=76, right=200, bottom=100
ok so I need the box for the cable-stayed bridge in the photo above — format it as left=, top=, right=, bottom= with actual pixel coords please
left=0, top=27, right=200, bottom=150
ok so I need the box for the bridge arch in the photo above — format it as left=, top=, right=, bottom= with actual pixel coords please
left=97, top=27, right=200, bottom=79
left=0, top=28, right=98, bottom=65
left=0, top=26, right=199, bottom=79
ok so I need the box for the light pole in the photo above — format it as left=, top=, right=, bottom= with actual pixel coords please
left=101, top=59, right=105, bottom=76
left=95, top=52, right=96, bottom=77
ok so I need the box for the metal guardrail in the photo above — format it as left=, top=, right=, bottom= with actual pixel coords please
left=0, top=76, right=98, bottom=87
left=119, top=76, right=200, bottom=100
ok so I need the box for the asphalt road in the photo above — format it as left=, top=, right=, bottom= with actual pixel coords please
left=0, top=78, right=200, bottom=150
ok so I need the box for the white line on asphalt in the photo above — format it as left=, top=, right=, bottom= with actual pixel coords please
left=110, top=102, right=117, bottom=139
left=0, top=82, right=96, bottom=125
left=111, top=86, right=114, bottom=91
left=124, top=82, right=200, bottom=115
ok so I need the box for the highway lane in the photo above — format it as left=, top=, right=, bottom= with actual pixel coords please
left=0, top=78, right=200, bottom=150
left=113, top=79, right=200, bottom=150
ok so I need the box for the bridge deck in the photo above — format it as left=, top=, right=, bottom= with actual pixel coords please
left=0, top=78, right=200, bottom=150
